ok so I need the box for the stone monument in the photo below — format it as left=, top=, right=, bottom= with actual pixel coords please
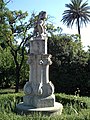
left=16, top=11, right=63, bottom=115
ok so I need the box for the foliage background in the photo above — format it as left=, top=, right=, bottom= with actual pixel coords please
left=0, top=0, right=90, bottom=96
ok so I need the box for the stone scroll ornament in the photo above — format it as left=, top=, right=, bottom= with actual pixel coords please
left=33, top=11, right=47, bottom=37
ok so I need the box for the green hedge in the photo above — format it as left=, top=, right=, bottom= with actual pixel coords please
left=55, top=93, right=90, bottom=109
left=0, top=92, right=90, bottom=120
left=0, top=93, right=23, bottom=112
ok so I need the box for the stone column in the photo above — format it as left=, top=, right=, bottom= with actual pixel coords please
left=23, top=37, right=55, bottom=107
left=16, top=11, right=63, bottom=115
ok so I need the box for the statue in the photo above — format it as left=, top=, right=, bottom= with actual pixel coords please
left=16, top=11, right=63, bottom=115
left=33, top=11, right=47, bottom=37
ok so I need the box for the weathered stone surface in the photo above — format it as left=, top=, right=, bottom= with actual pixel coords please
left=33, top=11, right=47, bottom=38
left=23, top=94, right=55, bottom=108
left=16, top=11, right=63, bottom=115
left=16, top=102, right=63, bottom=116
left=23, top=35, right=56, bottom=109
left=30, top=38, right=47, bottom=54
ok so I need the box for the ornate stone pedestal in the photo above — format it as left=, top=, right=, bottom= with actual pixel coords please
left=16, top=11, right=63, bottom=116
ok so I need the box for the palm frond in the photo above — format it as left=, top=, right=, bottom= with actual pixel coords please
left=61, top=0, right=90, bottom=35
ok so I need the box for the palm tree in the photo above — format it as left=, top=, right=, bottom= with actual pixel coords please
left=61, top=0, right=90, bottom=36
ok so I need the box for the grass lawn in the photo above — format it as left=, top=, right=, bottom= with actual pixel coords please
left=0, top=89, right=90, bottom=120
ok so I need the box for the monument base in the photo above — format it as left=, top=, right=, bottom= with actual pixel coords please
left=23, top=94, right=55, bottom=108
left=16, top=102, right=63, bottom=116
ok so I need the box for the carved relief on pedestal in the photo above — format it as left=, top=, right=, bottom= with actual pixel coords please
left=38, top=54, right=54, bottom=97
left=42, top=81, right=54, bottom=97
left=24, top=53, right=54, bottom=97
left=24, top=81, right=32, bottom=95
left=24, top=54, right=43, bottom=96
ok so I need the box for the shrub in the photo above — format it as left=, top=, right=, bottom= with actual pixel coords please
left=0, top=90, right=90, bottom=120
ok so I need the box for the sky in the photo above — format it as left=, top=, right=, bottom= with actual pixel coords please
left=7, top=0, right=90, bottom=50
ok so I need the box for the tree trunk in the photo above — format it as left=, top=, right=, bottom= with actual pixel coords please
left=15, top=66, right=20, bottom=93
left=77, top=17, right=81, bottom=37
left=10, top=47, right=25, bottom=93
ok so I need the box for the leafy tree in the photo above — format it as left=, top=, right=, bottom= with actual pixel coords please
left=48, top=34, right=89, bottom=95
left=61, top=0, right=90, bottom=36
left=0, top=46, right=15, bottom=88
left=86, top=46, right=90, bottom=94
left=47, top=23, right=63, bottom=36
left=0, top=1, right=59, bottom=92
left=0, top=0, right=35, bottom=92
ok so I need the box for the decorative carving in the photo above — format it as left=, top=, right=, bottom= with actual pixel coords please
left=24, top=82, right=32, bottom=95
left=24, top=81, right=43, bottom=96
left=33, top=11, right=47, bottom=37
left=42, top=82, right=54, bottom=97
left=17, top=11, right=63, bottom=113
left=39, top=54, right=52, bottom=65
